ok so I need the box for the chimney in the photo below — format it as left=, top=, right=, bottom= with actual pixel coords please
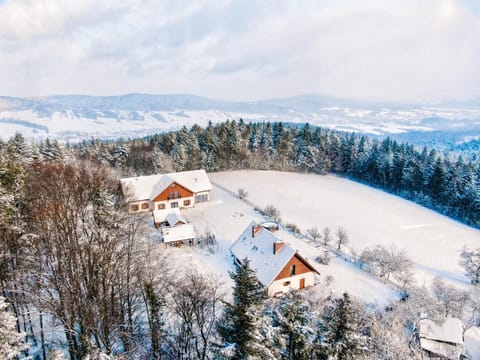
left=251, top=224, right=263, bottom=238
left=273, top=241, right=285, bottom=255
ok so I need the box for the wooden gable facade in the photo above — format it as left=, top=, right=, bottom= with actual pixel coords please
left=274, top=254, right=318, bottom=282
left=230, top=221, right=320, bottom=297
left=152, top=180, right=195, bottom=211
left=152, top=181, right=193, bottom=202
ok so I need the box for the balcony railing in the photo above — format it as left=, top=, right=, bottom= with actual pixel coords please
left=167, top=194, right=182, bottom=200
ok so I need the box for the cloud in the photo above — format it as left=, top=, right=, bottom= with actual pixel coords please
left=0, top=0, right=479, bottom=102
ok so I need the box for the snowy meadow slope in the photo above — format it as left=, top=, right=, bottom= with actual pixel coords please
left=1, top=94, right=480, bottom=146
left=179, top=184, right=399, bottom=308
left=210, top=170, right=480, bottom=289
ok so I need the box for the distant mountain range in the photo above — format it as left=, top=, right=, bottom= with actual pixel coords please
left=1, top=94, right=479, bottom=147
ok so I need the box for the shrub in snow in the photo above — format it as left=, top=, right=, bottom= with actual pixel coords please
left=263, top=204, right=281, bottom=223
left=286, top=222, right=301, bottom=236
left=238, top=188, right=248, bottom=200
left=315, top=251, right=330, bottom=265
left=324, top=275, right=334, bottom=287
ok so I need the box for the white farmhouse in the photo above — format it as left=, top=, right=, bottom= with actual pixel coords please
left=120, top=169, right=212, bottom=213
left=230, top=221, right=320, bottom=297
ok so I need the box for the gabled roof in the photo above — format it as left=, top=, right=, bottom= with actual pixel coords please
left=230, top=221, right=297, bottom=287
left=419, top=317, right=463, bottom=345
left=153, top=208, right=181, bottom=224
left=169, top=169, right=212, bottom=194
left=165, top=212, right=187, bottom=226
left=162, top=223, right=196, bottom=243
left=149, top=175, right=175, bottom=201
left=419, top=317, right=464, bottom=359
left=120, top=169, right=212, bottom=202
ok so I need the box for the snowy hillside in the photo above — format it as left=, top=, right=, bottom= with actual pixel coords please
left=1, top=94, right=479, bottom=143
left=210, top=170, right=480, bottom=289
left=179, top=183, right=399, bottom=308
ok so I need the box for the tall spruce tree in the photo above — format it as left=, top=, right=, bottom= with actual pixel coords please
left=314, top=293, right=367, bottom=360
left=218, top=258, right=268, bottom=359
left=275, top=291, right=314, bottom=360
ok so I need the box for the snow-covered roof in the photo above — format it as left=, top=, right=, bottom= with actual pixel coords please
left=153, top=208, right=181, bottom=224
left=419, top=318, right=463, bottom=359
left=161, top=223, right=196, bottom=243
left=419, top=318, right=463, bottom=345
left=166, top=212, right=187, bottom=226
left=120, top=169, right=212, bottom=201
left=149, top=175, right=175, bottom=201
left=230, top=221, right=297, bottom=287
left=169, top=169, right=212, bottom=194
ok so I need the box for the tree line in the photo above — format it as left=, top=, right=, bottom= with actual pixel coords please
left=3, top=120, right=478, bottom=227
left=52, top=120, right=479, bottom=228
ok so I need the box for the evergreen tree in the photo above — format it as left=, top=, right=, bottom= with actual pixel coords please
left=218, top=258, right=269, bottom=359
left=314, top=293, right=367, bottom=360
left=275, top=291, right=314, bottom=360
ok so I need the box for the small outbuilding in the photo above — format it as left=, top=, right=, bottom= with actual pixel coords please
left=418, top=317, right=464, bottom=359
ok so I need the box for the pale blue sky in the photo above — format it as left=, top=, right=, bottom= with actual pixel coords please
left=0, top=0, right=479, bottom=102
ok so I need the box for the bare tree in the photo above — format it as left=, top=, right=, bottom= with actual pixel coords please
left=431, top=276, right=469, bottom=318
left=459, top=246, right=480, bottom=284
left=368, top=305, right=413, bottom=360
left=322, top=227, right=331, bottom=247
left=360, top=244, right=413, bottom=282
left=166, top=271, right=224, bottom=360
left=22, top=161, right=147, bottom=359
left=140, top=243, right=173, bottom=359
left=263, top=205, right=281, bottom=223
left=336, top=226, right=349, bottom=251
left=307, top=227, right=321, bottom=245
left=468, top=286, right=480, bottom=327
left=393, top=286, right=444, bottom=355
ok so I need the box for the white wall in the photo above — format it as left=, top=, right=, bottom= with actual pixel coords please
left=267, top=272, right=316, bottom=297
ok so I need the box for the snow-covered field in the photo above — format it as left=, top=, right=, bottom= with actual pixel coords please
left=147, top=171, right=480, bottom=356
left=210, top=170, right=480, bottom=289
left=167, top=185, right=399, bottom=307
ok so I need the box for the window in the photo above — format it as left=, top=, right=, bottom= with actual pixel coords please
left=158, top=203, right=166, bottom=210
left=168, top=191, right=180, bottom=200
left=283, top=281, right=291, bottom=286
left=171, top=202, right=178, bottom=208
left=183, top=199, right=191, bottom=206
left=195, top=193, right=208, bottom=203
left=130, top=204, right=139, bottom=212
left=141, top=203, right=149, bottom=210
left=290, top=265, right=296, bottom=276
